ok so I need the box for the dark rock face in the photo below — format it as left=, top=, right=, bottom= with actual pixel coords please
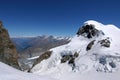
left=61, top=52, right=79, bottom=63
left=0, top=21, right=20, bottom=69
left=86, top=40, right=95, bottom=51
left=99, top=38, right=111, bottom=47
left=74, top=52, right=79, bottom=58
left=61, top=52, right=79, bottom=70
left=33, top=51, right=52, bottom=66
left=61, top=55, right=72, bottom=63
left=77, top=24, right=101, bottom=38
left=28, top=50, right=52, bottom=72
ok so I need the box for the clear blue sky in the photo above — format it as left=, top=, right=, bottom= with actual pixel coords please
left=0, top=0, right=120, bottom=37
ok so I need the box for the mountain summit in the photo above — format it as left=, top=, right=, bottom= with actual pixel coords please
left=31, top=20, right=120, bottom=79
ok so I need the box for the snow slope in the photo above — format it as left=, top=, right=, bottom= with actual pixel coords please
left=31, top=20, right=120, bottom=80
left=0, top=62, right=55, bottom=80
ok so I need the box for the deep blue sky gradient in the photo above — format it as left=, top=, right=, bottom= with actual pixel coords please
left=0, top=0, right=120, bottom=37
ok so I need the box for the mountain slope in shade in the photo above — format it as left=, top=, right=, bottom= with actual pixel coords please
left=31, top=20, right=120, bottom=80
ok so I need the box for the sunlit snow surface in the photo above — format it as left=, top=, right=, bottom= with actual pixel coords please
left=31, top=20, right=120, bottom=80
left=1, top=20, right=120, bottom=80
left=0, top=62, right=55, bottom=80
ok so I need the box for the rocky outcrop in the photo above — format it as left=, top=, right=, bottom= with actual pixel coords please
left=77, top=24, right=104, bottom=38
left=61, top=52, right=79, bottom=70
left=86, top=40, right=95, bottom=51
left=98, top=38, right=111, bottom=47
left=61, top=52, right=79, bottom=63
left=28, top=50, right=52, bottom=72
left=61, top=55, right=72, bottom=63
left=33, top=51, right=52, bottom=67
left=0, top=21, right=20, bottom=69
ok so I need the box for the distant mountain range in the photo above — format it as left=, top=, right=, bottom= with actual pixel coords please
left=11, top=35, right=71, bottom=58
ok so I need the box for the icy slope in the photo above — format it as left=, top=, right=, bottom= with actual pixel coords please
left=0, top=62, right=55, bottom=80
left=31, top=20, right=120, bottom=79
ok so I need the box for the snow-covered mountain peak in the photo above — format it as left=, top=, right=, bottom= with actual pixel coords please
left=84, top=20, right=120, bottom=38
left=77, top=20, right=105, bottom=39
left=84, top=20, right=118, bottom=31
left=84, top=20, right=103, bottom=26
left=31, top=20, right=120, bottom=79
